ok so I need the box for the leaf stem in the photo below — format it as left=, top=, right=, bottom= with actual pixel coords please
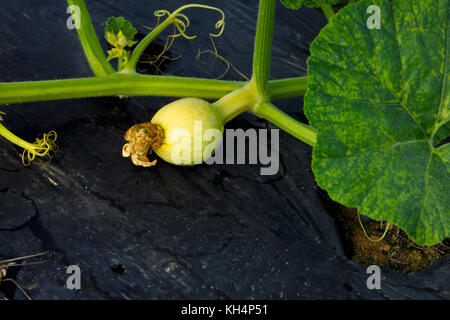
left=67, top=0, right=115, bottom=76
left=254, top=101, right=316, bottom=147
left=321, top=5, right=335, bottom=21
left=251, top=0, right=277, bottom=98
left=268, top=76, right=308, bottom=100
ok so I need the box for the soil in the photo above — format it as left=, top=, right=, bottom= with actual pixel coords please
left=338, top=206, right=450, bottom=272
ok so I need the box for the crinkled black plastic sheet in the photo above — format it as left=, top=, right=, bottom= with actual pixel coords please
left=0, top=0, right=448, bottom=299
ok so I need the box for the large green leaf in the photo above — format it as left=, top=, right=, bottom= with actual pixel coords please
left=280, top=0, right=340, bottom=10
left=305, top=0, right=449, bottom=245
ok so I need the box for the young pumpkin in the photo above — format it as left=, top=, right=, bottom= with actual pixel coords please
left=122, top=98, right=225, bottom=166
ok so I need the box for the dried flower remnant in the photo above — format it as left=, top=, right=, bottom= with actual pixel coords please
left=122, top=122, right=163, bottom=167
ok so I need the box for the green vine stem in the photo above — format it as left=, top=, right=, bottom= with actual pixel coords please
left=212, top=84, right=256, bottom=123
left=67, top=0, right=115, bottom=76
left=0, top=75, right=239, bottom=105
left=254, top=101, right=317, bottom=147
left=0, top=75, right=306, bottom=106
left=251, top=0, right=276, bottom=98
left=320, top=5, right=335, bottom=21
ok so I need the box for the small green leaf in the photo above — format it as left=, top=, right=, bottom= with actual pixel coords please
left=105, top=17, right=137, bottom=48
left=280, top=0, right=339, bottom=9
left=106, top=47, right=123, bottom=62
left=305, top=0, right=449, bottom=245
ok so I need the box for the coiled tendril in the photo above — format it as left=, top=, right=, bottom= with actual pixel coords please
left=139, top=5, right=226, bottom=75
left=153, top=4, right=225, bottom=40
left=128, top=4, right=226, bottom=72
left=22, top=130, right=59, bottom=166
left=357, top=210, right=390, bottom=243
left=0, top=117, right=59, bottom=166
